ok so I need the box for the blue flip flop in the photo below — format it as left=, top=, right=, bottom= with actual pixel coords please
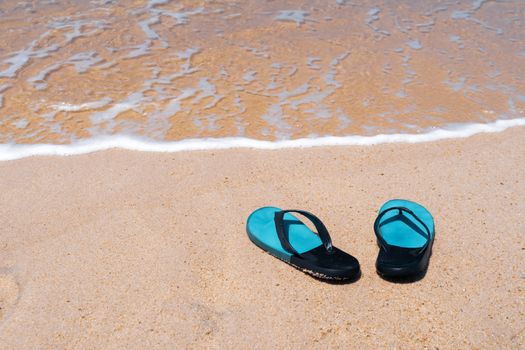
left=374, top=199, right=435, bottom=278
left=246, top=206, right=360, bottom=280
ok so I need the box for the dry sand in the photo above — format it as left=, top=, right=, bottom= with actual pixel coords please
left=1, top=128, right=524, bottom=349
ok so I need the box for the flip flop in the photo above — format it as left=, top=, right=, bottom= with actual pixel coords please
left=246, top=206, right=360, bottom=280
left=374, top=199, right=435, bottom=278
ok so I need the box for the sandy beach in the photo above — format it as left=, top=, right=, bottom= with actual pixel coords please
left=0, top=127, right=523, bottom=349
left=1, top=0, right=524, bottom=348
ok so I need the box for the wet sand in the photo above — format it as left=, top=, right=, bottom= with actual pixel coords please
left=1, top=0, right=525, bottom=143
left=1, top=128, right=524, bottom=349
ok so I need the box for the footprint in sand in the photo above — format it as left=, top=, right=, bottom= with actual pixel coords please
left=158, top=300, right=220, bottom=341
left=0, top=273, right=20, bottom=320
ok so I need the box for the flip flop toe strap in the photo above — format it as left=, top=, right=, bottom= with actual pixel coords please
left=374, top=206, right=431, bottom=253
left=274, top=210, right=333, bottom=256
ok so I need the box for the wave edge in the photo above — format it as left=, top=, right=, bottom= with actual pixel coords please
left=1, top=117, right=524, bottom=161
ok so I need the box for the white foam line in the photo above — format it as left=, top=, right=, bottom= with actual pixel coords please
left=1, top=118, right=524, bottom=161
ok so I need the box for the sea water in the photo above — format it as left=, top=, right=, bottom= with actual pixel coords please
left=0, top=0, right=524, bottom=160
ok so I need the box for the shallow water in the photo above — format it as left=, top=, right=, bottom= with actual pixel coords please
left=0, top=0, right=524, bottom=146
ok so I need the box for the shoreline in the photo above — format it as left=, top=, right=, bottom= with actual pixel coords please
left=1, top=117, right=525, bottom=161
left=2, top=1, right=525, bottom=146
left=1, top=127, right=524, bottom=348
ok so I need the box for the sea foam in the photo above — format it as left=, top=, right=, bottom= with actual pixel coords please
left=1, top=118, right=524, bottom=161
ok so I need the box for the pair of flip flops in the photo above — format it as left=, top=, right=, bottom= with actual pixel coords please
left=246, top=199, right=434, bottom=281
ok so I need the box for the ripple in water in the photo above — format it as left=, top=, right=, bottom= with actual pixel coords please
left=0, top=0, right=524, bottom=145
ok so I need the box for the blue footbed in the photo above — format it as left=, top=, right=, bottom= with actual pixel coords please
left=377, top=199, right=434, bottom=249
left=246, top=206, right=323, bottom=261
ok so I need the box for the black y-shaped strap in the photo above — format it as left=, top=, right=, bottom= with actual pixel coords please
left=274, top=210, right=333, bottom=256
left=374, top=206, right=431, bottom=252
